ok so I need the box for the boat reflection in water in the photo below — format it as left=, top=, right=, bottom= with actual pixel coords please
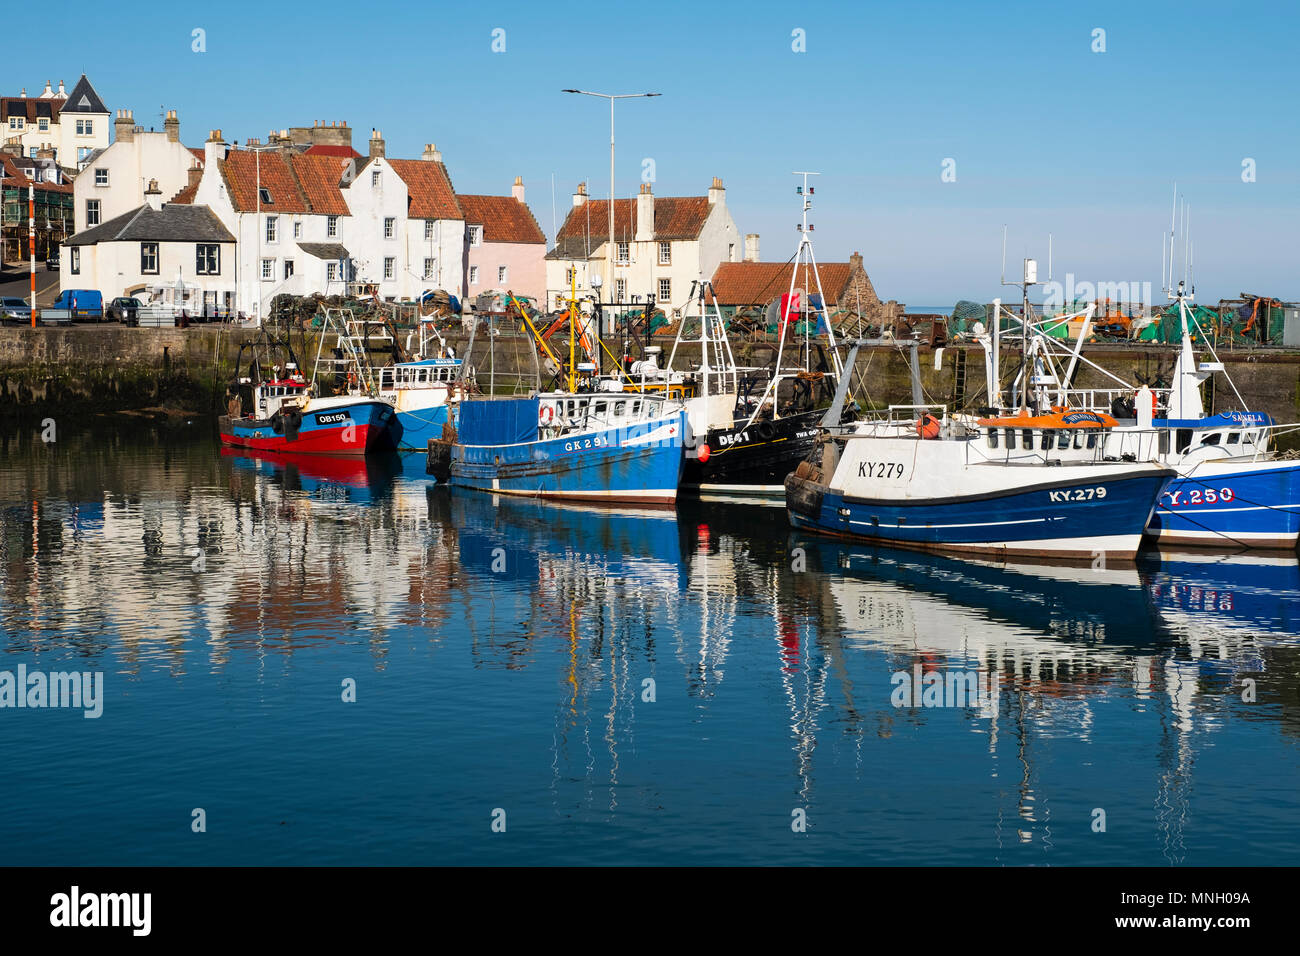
left=221, top=446, right=404, bottom=505
left=5, top=424, right=1300, bottom=864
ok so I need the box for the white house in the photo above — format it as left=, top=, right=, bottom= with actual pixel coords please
left=61, top=189, right=236, bottom=311
left=545, top=177, right=742, bottom=316
left=75, top=109, right=201, bottom=234
left=184, top=130, right=355, bottom=316
left=1, top=76, right=109, bottom=168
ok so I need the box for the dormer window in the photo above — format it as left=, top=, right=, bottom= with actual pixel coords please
left=259, top=187, right=272, bottom=205
left=468, top=225, right=482, bottom=247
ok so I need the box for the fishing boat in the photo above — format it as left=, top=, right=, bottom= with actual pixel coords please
left=987, top=198, right=1300, bottom=549
left=219, top=333, right=399, bottom=456
left=786, top=254, right=1177, bottom=559
left=608, top=175, right=847, bottom=497
left=431, top=277, right=688, bottom=504
left=317, top=309, right=475, bottom=451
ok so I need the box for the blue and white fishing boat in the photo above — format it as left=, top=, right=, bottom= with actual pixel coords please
left=318, top=310, right=474, bottom=450
left=444, top=391, right=687, bottom=504
left=377, top=317, right=473, bottom=449
left=430, top=278, right=687, bottom=503
left=994, top=197, right=1300, bottom=549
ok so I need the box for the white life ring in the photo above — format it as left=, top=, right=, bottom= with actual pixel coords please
left=540, top=404, right=555, bottom=425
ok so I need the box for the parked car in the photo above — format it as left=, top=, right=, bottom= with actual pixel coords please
left=108, top=296, right=144, bottom=325
left=1, top=296, right=32, bottom=324
left=51, top=289, right=104, bottom=322
left=45, top=252, right=59, bottom=270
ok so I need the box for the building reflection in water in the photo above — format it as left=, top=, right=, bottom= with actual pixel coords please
left=3, top=426, right=1300, bottom=861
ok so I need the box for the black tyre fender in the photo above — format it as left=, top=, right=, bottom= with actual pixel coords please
left=755, top=421, right=776, bottom=442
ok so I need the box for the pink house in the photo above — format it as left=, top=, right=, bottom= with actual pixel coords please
left=459, top=177, right=546, bottom=304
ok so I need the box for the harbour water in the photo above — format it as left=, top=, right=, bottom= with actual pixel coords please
left=2, top=422, right=1298, bottom=866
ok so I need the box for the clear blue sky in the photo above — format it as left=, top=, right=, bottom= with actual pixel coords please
left=16, top=0, right=1299, bottom=304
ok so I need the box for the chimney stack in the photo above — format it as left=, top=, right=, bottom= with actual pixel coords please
left=744, top=234, right=760, bottom=263
left=635, top=182, right=654, bottom=242
left=572, top=182, right=587, bottom=208
left=144, top=178, right=163, bottom=211
left=708, top=176, right=725, bottom=206
left=204, top=128, right=227, bottom=167
left=114, top=109, right=135, bottom=144
left=57, top=80, right=66, bottom=96
left=368, top=128, right=385, bottom=158
left=422, top=143, right=442, bottom=163
left=164, top=109, right=180, bottom=143
left=187, top=162, right=203, bottom=189
left=511, top=175, right=524, bottom=202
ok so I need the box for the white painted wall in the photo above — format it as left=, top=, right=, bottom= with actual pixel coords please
left=61, top=237, right=234, bottom=304
left=74, top=131, right=197, bottom=232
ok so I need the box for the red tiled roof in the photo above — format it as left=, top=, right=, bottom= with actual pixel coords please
left=188, top=147, right=205, bottom=165
left=709, top=261, right=854, bottom=306
left=220, top=149, right=308, bottom=213
left=555, top=195, right=712, bottom=243
left=305, top=143, right=361, bottom=158
left=219, top=149, right=348, bottom=215
left=388, top=159, right=462, bottom=220
left=288, top=153, right=350, bottom=216
left=458, top=194, right=545, bottom=244
left=169, top=181, right=199, bottom=205
left=0, top=154, right=72, bottom=193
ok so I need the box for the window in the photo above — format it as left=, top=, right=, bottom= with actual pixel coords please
left=293, top=220, right=302, bottom=239
left=9, top=116, right=23, bottom=129
left=498, top=265, right=507, bottom=284
left=615, top=278, right=626, bottom=300
left=265, top=216, right=277, bottom=242
left=728, top=242, right=735, bottom=260
left=383, top=217, right=395, bottom=239
left=468, top=225, right=482, bottom=247
left=371, top=170, right=381, bottom=187
left=327, top=262, right=338, bottom=282
left=94, top=168, right=108, bottom=186
left=85, top=199, right=100, bottom=227
left=383, top=257, right=394, bottom=280
left=658, top=241, right=670, bottom=265
left=326, top=215, right=338, bottom=238
left=658, top=278, right=671, bottom=303
left=258, top=187, right=272, bottom=206
left=261, top=258, right=273, bottom=280
left=38, top=118, right=49, bottom=132
left=469, top=265, right=479, bottom=285
left=282, top=259, right=294, bottom=279
left=70, top=248, right=80, bottom=274
left=140, top=242, right=159, bottom=274
left=423, top=258, right=435, bottom=279
left=424, top=220, right=434, bottom=240
left=76, top=119, right=92, bottom=136
left=565, top=267, right=575, bottom=285
left=196, top=244, right=220, bottom=275
left=616, top=241, right=629, bottom=264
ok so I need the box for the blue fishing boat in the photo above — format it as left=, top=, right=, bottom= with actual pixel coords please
left=444, top=392, right=686, bottom=504
left=1000, top=198, right=1300, bottom=549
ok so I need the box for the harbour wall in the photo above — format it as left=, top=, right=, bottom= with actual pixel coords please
left=2, top=327, right=1299, bottom=448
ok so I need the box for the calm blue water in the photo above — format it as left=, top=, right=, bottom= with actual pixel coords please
left=2, top=424, right=1298, bottom=866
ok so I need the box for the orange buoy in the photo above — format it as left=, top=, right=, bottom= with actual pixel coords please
left=916, top=414, right=941, bottom=440
left=697, top=443, right=711, bottom=463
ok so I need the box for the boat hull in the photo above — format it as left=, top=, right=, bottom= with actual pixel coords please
left=683, top=409, right=822, bottom=497
left=1145, top=460, right=1300, bottom=548
left=220, top=399, right=399, bottom=456
left=449, top=412, right=686, bottom=504
left=394, top=405, right=453, bottom=450
left=787, top=466, right=1174, bottom=560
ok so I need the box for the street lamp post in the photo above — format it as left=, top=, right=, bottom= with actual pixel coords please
left=561, top=89, right=659, bottom=337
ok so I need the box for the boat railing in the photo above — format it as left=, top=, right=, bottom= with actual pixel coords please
left=1060, top=386, right=1173, bottom=415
